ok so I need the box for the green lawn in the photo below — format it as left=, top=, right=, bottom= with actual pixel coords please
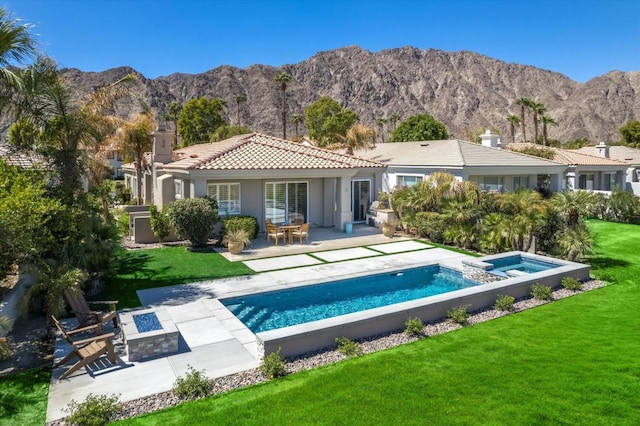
left=0, top=367, right=51, bottom=425
left=100, top=247, right=254, bottom=309
left=117, top=220, right=640, bottom=425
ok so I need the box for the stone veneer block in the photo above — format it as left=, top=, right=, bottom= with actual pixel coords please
left=120, top=308, right=179, bottom=362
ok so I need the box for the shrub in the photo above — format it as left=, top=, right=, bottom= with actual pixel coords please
left=149, top=204, right=171, bottom=242
left=166, top=198, right=219, bottom=247
left=0, top=338, right=12, bottom=361
left=63, top=393, right=122, bottom=426
left=172, top=365, right=213, bottom=400
left=115, top=210, right=130, bottom=237
left=530, top=283, right=553, bottom=301
left=493, top=294, right=515, bottom=312
left=447, top=305, right=470, bottom=325
left=260, top=348, right=286, bottom=379
left=335, top=337, right=363, bottom=357
left=224, top=216, right=259, bottom=239
left=414, top=211, right=448, bottom=243
left=404, top=317, right=425, bottom=336
left=561, top=276, right=582, bottom=291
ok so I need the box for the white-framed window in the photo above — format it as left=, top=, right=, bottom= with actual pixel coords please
left=265, top=182, right=308, bottom=224
left=396, top=174, right=423, bottom=188
left=512, top=176, right=529, bottom=190
left=476, top=176, right=504, bottom=193
left=174, top=180, right=183, bottom=199
left=207, top=183, right=241, bottom=216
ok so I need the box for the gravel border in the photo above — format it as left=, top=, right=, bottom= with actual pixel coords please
left=47, top=279, right=606, bottom=425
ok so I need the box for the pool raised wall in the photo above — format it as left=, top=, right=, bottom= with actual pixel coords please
left=257, top=251, right=590, bottom=358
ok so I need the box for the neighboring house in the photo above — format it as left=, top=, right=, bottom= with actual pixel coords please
left=105, top=149, right=124, bottom=179
left=122, top=131, right=386, bottom=241
left=0, top=144, right=44, bottom=168
left=573, top=143, right=640, bottom=194
left=356, top=130, right=567, bottom=194
left=508, top=142, right=629, bottom=194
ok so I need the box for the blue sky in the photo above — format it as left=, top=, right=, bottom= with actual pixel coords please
left=5, top=0, right=639, bottom=83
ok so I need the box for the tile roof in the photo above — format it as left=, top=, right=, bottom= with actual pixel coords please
left=163, top=133, right=385, bottom=170
left=507, top=143, right=629, bottom=166
left=574, top=145, right=640, bottom=165
left=355, top=139, right=563, bottom=167
left=0, top=144, right=45, bottom=168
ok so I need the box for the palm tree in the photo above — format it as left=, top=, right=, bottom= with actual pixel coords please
left=291, top=113, right=303, bottom=140
left=339, top=123, right=377, bottom=156
left=531, top=102, right=546, bottom=144
left=117, top=111, right=155, bottom=205
left=557, top=225, right=593, bottom=261
left=516, top=97, right=532, bottom=142
left=163, top=101, right=182, bottom=147
left=550, top=191, right=597, bottom=228
left=273, top=72, right=292, bottom=139
left=389, top=113, right=400, bottom=130
left=233, top=93, right=247, bottom=126
left=506, top=114, right=521, bottom=144
left=376, top=117, right=388, bottom=143
left=21, top=262, right=87, bottom=319
left=541, top=115, right=558, bottom=146
left=0, top=7, right=37, bottom=88
left=498, top=189, right=548, bottom=252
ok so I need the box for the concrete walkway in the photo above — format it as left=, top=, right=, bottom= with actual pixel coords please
left=47, top=238, right=472, bottom=422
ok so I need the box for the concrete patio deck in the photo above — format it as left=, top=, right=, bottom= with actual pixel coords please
left=47, top=232, right=472, bottom=423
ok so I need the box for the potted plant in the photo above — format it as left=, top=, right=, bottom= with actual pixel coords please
left=222, top=228, right=251, bottom=254
left=381, top=220, right=397, bottom=238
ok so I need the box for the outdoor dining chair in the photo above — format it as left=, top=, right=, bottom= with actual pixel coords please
left=292, top=223, right=310, bottom=243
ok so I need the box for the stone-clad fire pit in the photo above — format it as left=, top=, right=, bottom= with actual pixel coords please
left=120, top=308, right=179, bottom=361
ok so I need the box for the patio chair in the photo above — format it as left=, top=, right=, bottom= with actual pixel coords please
left=265, top=219, right=273, bottom=239
left=51, top=315, right=116, bottom=380
left=64, top=288, right=118, bottom=334
left=266, top=223, right=286, bottom=246
left=292, top=223, right=310, bottom=244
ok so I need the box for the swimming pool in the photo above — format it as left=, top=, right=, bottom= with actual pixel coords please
left=489, top=255, right=560, bottom=274
left=222, top=266, right=478, bottom=333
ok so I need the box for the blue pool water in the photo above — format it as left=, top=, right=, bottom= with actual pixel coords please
left=490, top=255, right=559, bottom=274
left=222, top=266, right=479, bottom=333
left=133, top=312, right=162, bottom=333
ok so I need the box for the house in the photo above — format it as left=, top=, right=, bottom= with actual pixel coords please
left=507, top=142, right=629, bottom=194
left=122, top=130, right=386, bottom=241
left=356, top=130, right=568, bottom=194
left=572, top=143, right=640, bottom=194
left=0, top=144, right=44, bottom=168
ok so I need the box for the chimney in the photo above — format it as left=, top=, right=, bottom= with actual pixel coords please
left=152, top=124, right=173, bottom=164
left=595, top=141, right=610, bottom=158
left=480, top=129, right=500, bottom=148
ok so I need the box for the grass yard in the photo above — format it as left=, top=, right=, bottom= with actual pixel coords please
left=0, top=367, right=51, bottom=425
left=117, top=220, right=640, bottom=425
left=99, top=247, right=254, bottom=309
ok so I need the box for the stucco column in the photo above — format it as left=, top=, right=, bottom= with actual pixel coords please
left=565, top=168, right=576, bottom=191
left=336, top=177, right=352, bottom=231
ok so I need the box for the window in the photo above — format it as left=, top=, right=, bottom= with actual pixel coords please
left=396, top=175, right=423, bottom=188
left=265, top=182, right=308, bottom=224
left=207, top=183, right=240, bottom=216
left=603, top=173, right=616, bottom=191
left=476, top=176, right=504, bottom=193
left=512, top=176, right=529, bottom=190
left=578, top=174, right=594, bottom=190
left=174, top=181, right=183, bottom=199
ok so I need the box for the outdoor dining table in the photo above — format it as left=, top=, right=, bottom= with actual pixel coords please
left=278, top=224, right=302, bottom=244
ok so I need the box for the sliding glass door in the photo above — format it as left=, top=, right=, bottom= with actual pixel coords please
left=265, top=182, right=308, bottom=224
left=351, top=180, right=371, bottom=223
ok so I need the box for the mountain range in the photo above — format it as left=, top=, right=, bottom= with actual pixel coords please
left=59, top=45, right=640, bottom=143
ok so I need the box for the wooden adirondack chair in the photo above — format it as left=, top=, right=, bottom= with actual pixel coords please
left=64, top=288, right=118, bottom=333
left=51, top=316, right=116, bottom=380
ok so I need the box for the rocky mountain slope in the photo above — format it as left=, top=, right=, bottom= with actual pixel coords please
left=58, top=46, right=640, bottom=143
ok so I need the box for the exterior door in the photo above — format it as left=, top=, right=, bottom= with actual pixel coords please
left=351, top=180, right=371, bottom=223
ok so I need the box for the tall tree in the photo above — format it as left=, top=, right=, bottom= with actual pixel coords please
left=177, top=97, right=226, bottom=146
left=389, top=113, right=400, bottom=130
left=516, top=97, right=532, bottom=142
left=304, top=96, right=358, bottom=146
left=497, top=189, right=548, bottom=252
left=273, top=72, right=291, bottom=139
left=233, top=93, right=247, bottom=126
left=531, top=101, right=546, bottom=144
left=620, top=120, right=640, bottom=148
left=376, top=117, right=388, bottom=143
left=541, top=115, right=558, bottom=146
left=117, top=111, right=154, bottom=205
left=506, top=114, right=521, bottom=144
left=338, top=123, right=377, bottom=156
left=290, top=113, right=303, bottom=140
left=389, top=114, right=449, bottom=142
left=163, top=100, right=182, bottom=147
left=0, top=7, right=37, bottom=89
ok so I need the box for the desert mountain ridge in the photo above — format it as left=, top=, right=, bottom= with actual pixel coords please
left=57, top=46, right=640, bottom=143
